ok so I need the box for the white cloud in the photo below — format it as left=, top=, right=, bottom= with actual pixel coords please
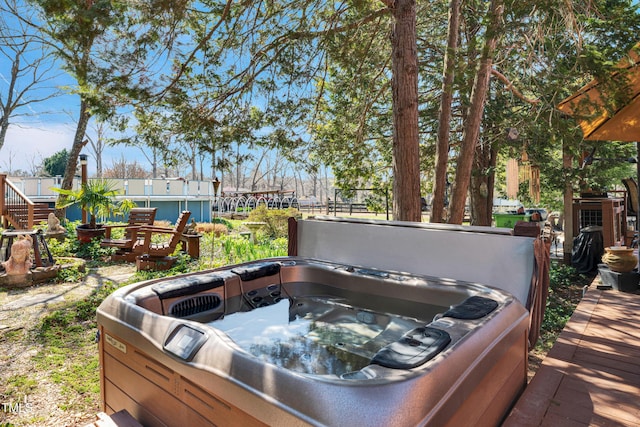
left=2, top=123, right=73, bottom=173
left=1, top=123, right=150, bottom=176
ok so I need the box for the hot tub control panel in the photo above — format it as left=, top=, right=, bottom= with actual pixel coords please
left=163, top=324, right=208, bottom=361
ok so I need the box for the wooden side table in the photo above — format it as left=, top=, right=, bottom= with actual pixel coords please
left=179, top=233, right=202, bottom=258
left=0, top=229, right=54, bottom=268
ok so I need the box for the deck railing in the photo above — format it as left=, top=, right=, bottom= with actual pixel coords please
left=0, top=174, right=36, bottom=229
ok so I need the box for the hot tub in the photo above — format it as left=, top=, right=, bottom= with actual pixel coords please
left=97, top=257, right=529, bottom=426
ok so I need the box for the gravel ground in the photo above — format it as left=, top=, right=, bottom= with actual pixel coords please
left=0, top=264, right=136, bottom=427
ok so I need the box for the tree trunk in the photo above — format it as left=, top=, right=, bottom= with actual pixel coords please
left=96, top=150, right=102, bottom=178
left=390, top=0, right=421, bottom=222
left=0, top=54, right=20, bottom=151
left=0, top=50, right=20, bottom=150
left=432, top=0, right=461, bottom=224
left=251, top=150, right=266, bottom=191
left=235, top=142, right=241, bottom=191
left=56, top=99, right=90, bottom=219
left=469, top=139, right=497, bottom=225
left=448, top=0, right=504, bottom=224
left=152, top=146, right=158, bottom=178
left=0, top=112, right=9, bottom=152
left=311, top=172, right=317, bottom=198
left=191, top=144, right=197, bottom=180
left=88, top=122, right=105, bottom=178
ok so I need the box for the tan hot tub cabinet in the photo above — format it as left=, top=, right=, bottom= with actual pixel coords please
left=97, top=216, right=549, bottom=427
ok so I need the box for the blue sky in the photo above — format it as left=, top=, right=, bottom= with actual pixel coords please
left=11, top=121, right=153, bottom=178
left=0, top=1, right=166, bottom=177
left=0, top=1, right=305, bottom=181
left=3, top=118, right=145, bottom=177
left=1, top=72, right=146, bottom=177
left=0, top=1, right=299, bottom=181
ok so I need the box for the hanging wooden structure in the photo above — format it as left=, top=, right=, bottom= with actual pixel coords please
left=505, top=149, right=540, bottom=203
left=506, top=158, right=519, bottom=199
left=530, top=166, right=541, bottom=204
left=519, top=162, right=531, bottom=186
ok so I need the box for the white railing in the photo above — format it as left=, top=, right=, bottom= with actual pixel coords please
left=8, top=177, right=218, bottom=199
left=10, top=176, right=304, bottom=216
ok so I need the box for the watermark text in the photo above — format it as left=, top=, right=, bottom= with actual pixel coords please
left=1, top=396, right=32, bottom=415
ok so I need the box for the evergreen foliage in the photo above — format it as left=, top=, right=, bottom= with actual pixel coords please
left=6, top=0, right=640, bottom=221
left=43, top=149, right=68, bottom=177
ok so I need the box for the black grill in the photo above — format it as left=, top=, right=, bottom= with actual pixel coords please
left=170, top=294, right=222, bottom=317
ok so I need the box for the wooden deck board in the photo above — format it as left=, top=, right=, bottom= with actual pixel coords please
left=503, top=285, right=640, bottom=427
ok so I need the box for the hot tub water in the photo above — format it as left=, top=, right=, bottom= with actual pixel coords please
left=210, top=293, right=443, bottom=376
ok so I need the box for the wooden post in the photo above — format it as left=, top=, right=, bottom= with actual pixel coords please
left=601, top=198, right=614, bottom=248
left=0, top=174, right=5, bottom=229
left=80, top=154, right=88, bottom=224
left=287, top=217, right=298, bottom=256
left=563, top=144, right=574, bottom=264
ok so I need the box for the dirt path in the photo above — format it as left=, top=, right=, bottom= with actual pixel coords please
left=0, top=264, right=136, bottom=427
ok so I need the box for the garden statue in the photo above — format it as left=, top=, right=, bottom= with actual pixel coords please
left=184, top=218, right=198, bottom=235
left=47, top=212, right=64, bottom=233
left=3, top=234, right=33, bottom=275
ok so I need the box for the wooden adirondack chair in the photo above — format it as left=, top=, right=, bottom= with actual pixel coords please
left=134, top=211, right=191, bottom=270
left=101, top=207, right=157, bottom=262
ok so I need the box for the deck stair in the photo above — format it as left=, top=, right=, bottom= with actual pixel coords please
left=0, top=174, right=55, bottom=230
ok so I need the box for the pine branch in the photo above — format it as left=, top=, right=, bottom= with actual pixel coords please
left=491, top=68, right=540, bottom=105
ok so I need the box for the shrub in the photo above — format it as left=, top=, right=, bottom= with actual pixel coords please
left=74, top=237, right=115, bottom=261
left=212, top=217, right=234, bottom=229
left=247, top=206, right=300, bottom=238
left=212, top=223, right=228, bottom=236
left=55, top=258, right=86, bottom=283
left=134, top=252, right=194, bottom=281
left=45, top=220, right=113, bottom=261
left=46, top=234, right=77, bottom=258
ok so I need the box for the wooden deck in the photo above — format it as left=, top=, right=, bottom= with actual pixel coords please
left=503, top=285, right=640, bottom=426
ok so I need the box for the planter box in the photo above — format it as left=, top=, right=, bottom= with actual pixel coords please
left=76, top=224, right=106, bottom=243
left=597, top=264, right=640, bottom=293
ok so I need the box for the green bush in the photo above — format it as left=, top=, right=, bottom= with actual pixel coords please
left=247, top=206, right=300, bottom=238
left=134, top=252, right=194, bottom=281
left=55, top=259, right=86, bottom=283
left=46, top=235, right=76, bottom=258
left=45, top=220, right=115, bottom=262
left=74, top=237, right=115, bottom=261
left=212, top=217, right=233, bottom=230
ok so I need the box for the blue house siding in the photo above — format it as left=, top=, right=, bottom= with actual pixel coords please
left=12, top=177, right=216, bottom=225
left=64, top=199, right=212, bottom=224
left=149, top=200, right=212, bottom=223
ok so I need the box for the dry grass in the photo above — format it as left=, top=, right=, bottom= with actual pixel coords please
left=194, top=223, right=228, bottom=236
left=152, top=221, right=228, bottom=237
left=152, top=220, right=172, bottom=228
